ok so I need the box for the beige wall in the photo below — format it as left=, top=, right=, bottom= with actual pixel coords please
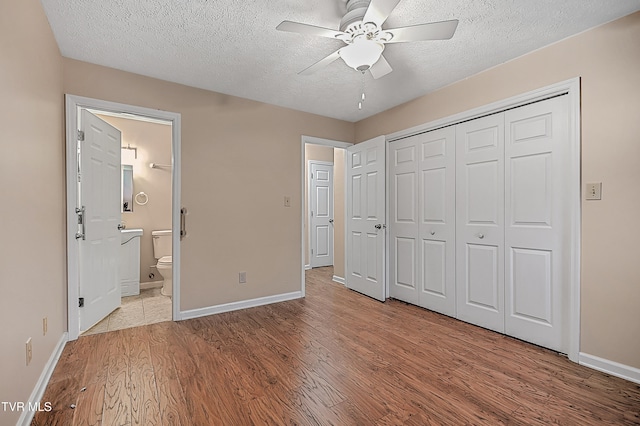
left=0, top=0, right=65, bottom=423
left=356, top=12, right=640, bottom=369
left=304, top=144, right=335, bottom=266
left=333, top=149, right=346, bottom=279
left=64, top=59, right=355, bottom=311
left=97, top=115, right=173, bottom=284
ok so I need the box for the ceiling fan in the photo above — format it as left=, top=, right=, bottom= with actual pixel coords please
left=276, top=0, right=459, bottom=79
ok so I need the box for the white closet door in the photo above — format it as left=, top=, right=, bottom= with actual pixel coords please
left=417, top=127, right=456, bottom=316
left=390, top=127, right=456, bottom=316
left=456, top=113, right=505, bottom=333
left=389, top=137, right=419, bottom=304
left=504, top=96, right=569, bottom=353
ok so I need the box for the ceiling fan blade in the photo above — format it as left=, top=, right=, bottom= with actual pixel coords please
left=363, top=0, right=402, bottom=27
left=385, top=20, right=459, bottom=43
left=277, top=21, right=347, bottom=39
left=299, top=50, right=342, bottom=76
left=369, top=54, right=393, bottom=79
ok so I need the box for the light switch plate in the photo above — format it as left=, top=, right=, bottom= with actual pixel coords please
left=585, top=182, right=602, bottom=200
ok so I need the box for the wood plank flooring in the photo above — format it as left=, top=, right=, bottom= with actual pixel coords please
left=33, top=267, right=640, bottom=425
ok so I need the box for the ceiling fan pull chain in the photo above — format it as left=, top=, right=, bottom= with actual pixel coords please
left=359, top=71, right=366, bottom=110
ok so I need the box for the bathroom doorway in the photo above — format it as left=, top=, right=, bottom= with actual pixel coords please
left=65, top=95, right=182, bottom=340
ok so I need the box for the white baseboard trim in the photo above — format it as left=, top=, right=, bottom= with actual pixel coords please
left=332, top=275, right=345, bottom=285
left=179, top=291, right=304, bottom=321
left=140, top=281, right=163, bottom=290
left=579, top=352, right=640, bottom=384
left=18, top=332, right=68, bottom=426
left=304, top=264, right=312, bottom=270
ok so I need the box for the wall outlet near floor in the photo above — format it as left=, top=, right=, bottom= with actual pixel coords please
left=239, top=271, right=247, bottom=284
left=43, top=317, right=48, bottom=336
left=26, top=338, right=32, bottom=366
left=585, top=182, right=602, bottom=200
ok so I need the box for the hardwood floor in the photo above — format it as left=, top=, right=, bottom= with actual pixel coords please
left=34, top=267, right=640, bottom=425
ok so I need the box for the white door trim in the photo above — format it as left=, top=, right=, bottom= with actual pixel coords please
left=308, top=160, right=334, bottom=268
left=65, top=94, right=182, bottom=340
left=301, top=136, right=353, bottom=297
left=386, top=78, right=581, bottom=362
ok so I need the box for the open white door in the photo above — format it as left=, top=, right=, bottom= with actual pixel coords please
left=78, top=110, right=122, bottom=332
left=346, top=135, right=386, bottom=301
left=310, top=162, right=334, bottom=268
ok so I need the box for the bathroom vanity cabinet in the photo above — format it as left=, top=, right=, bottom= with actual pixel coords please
left=120, top=229, right=143, bottom=296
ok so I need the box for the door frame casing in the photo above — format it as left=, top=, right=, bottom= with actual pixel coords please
left=300, top=136, right=352, bottom=296
left=386, top=78, right=581, bottom=362
left=307, top=160, right=334, bottom=268
left=65, top=94, right=182, bottom=340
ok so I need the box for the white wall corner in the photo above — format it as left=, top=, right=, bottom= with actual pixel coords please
left=579, top=352, right=640, bottom=385
left=179, top=291, right=304, bottom=321
left=332, top=275, right=346, bottom=285
left=18, top=332, right=68, bottom=426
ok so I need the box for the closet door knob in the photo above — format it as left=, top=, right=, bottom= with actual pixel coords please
left=477, top=233, right=484, bottom=239
left=430, top=230, right=435, bottom=235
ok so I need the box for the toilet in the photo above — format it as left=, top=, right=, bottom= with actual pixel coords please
left=152, top=230, right=172, bottom=297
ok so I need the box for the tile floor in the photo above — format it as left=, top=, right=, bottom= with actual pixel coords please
left=82, top=287, right=172, bottom=336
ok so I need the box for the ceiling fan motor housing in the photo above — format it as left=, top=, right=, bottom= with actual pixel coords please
left=340, top=0, right=373, bottom=33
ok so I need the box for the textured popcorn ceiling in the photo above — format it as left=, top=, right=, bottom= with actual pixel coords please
left=41, top=0, right=639, bottom=122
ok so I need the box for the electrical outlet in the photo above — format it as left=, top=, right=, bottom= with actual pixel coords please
left=26, top=338, right=32, bottom=366
left=43, top=317, right=48, bottom=336
left=284, top=196, right=291, bottom=207
left=239, top=271, right=247, bottom=284
left=585, top=182, right=602, bottom=200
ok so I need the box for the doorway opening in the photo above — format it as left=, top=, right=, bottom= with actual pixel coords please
left=300, top=136, right=352, bottom=295
left=65, top=95, right=182, bottom=341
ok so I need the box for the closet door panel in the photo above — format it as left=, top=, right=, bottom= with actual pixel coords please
left=505, top=96, right=570, bottom=353
left=389, top=138, right=419, bottom=304
left=456, top=113, right=505, bottom=333
left=418, top=127, right=456, bottom=316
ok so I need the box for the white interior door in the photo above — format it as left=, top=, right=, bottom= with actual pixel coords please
left=504, top=96, right=569, bottom=353
left=346, top=135, right=386, bottom=301
left=456, top=113, right=505, bottom=333
left=79, top=109, right=122, bottom=332
left=389, top=127, right=456, bottom=317
left=310, top=162, right=334, bottom=268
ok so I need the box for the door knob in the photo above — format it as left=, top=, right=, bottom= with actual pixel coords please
left=375, top=224, right=382, bottom=230
left=477, top=233, right=485, bottom=239
left=329, top=219, right=334, bottom=224
left=430, top=230, right=435, bottom=235
left=117, top=224, right=126, bottom=230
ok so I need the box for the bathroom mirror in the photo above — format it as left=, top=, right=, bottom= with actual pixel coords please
left=122, top=165, right=133, bottom=213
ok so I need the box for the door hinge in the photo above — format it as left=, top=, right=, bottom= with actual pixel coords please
left=75, top=206, right=86, bottom=240
left=311, top=211, right=314, bottom=217
left=311, top=173, right=313, bottom=179
left=311, top=249, right=313, bottom=255
left=78, top=297, right=85, bottom=308
left=77, top=130, right=85, bottom=141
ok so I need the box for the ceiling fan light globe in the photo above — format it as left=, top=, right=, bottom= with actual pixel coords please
left=340, top=38, right=384, bottom=71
